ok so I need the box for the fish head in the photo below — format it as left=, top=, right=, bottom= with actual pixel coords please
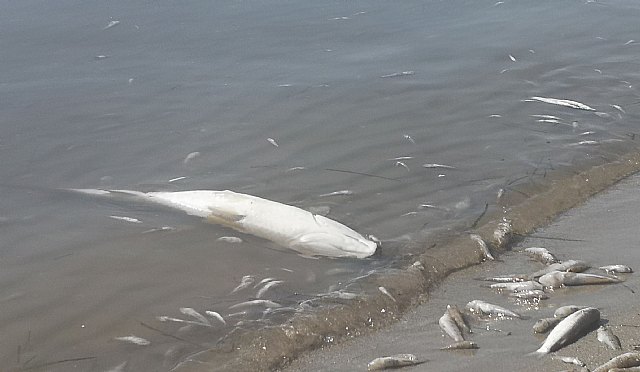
left=289, top=232, right=378, bottom=258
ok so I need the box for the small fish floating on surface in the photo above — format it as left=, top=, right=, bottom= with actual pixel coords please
left=230, top=275, right=255, bottom=294
left=380, top=71, right=415, bottom=78
left=592, top=352, right=640, bottom=372
left=267, top=138, right=279, bottom=147
left=109, top=215, right=142, bottom=224
left=217, top=236, right=243, bottom=243
left=533, top=307, right=600, bottom=354
left=256, top=280, right=284, bottom=298
left=527, top=96, right=596, bottom=111
left=367, top=354, right=423, bottom=371
left=114, top=335, right=151, bottom=346
left=597, top=325, right=622, bottom=350
left=422, top=163, right=456, bottom=169
left=466, top=300, right=522, bottom=319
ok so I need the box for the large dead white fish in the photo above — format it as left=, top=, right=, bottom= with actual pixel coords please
left=533, top=307, right=600, bottom=354
left=528, top=96, right=596, bottom=111
left=70, top=189, right=379, bottom=258
left=538, top=271, right=620, bottom=288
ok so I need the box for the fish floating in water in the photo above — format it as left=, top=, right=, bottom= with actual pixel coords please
left=70, top=189, right=379, bottom=258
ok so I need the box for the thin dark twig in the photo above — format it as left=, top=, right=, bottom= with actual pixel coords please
left=139, top=321, right=205, bottom=348
left=22, top=356, right=97, bottom=370
left=323, top=168, right=401, bottom=182
left=470, top=203, right=489, bottom=229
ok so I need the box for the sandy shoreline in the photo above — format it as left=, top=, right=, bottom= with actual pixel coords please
left=283, top=172, right=640, bottom=372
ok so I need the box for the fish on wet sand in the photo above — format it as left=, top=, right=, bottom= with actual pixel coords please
left=447, top=304, right=472, bottom=334
left=470, top=234, right=495, bottom=261
left=509, top=289, right=548, bottom=300
left=367, top=354, right=423, bottom=370
left=441, top=341, right=478, bottom=350
left=551, top=355, right=586, bottom=367
left=533, top=307, right=600, bottom=354
left=599, top=265, right=633, bottom=274
left=528, top=260, right=590, bottom=279
left=538, top=271, right=620, bottom=288
left=592, top=352, right=640, bottom=372
left=533, top=317, right=562, bottom=333
left=466, top=300, right=522, bottom=319
left=490, top=281, right=543, bottom=291
left=439, top=312, right=464, bottom=342
left=597, top=325, right=622, bottom=350
left=523, top=247, right=558, bottom=265
left=554, top=305, right=587, bottom=319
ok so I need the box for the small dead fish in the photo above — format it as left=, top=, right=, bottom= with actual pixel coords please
left=168, top=176, right=187, bottom=183
left=422, top=163, right=455, bottom=169
left=109, top=215, right=142, bottom=224
left=597, top=325, right=622, bottom=350
left=395, top=161, right=410, bottom=171
left=205, top=311, right=226, bottom=325
left=470, top=234, right=495, bottom=261
left=230, top=275, right=255, bottom=294
left=217, top=236, right=243, bottom=243
left=482, top=275, right=526, bottom=283
left=447, top=304, right=471, bottom=334
left=523, top=247, right=558, bottom=265
left=611, top=104, right=626, bottom=114
left=367, top=354, right=422, bottom=370
left=509, top=54, right=516, bottom=62
left=466, top=300, right=521, bottom=319
left=576, top=140, right=599, bottom=145
left=183, top=151, right=200, bottom=163
left=439, top=312, right=464, bottom=342
left=378, top=286, right=396, bottom=302
left=254, top=277, right=277, bottom=288
left=551, top=355, right=586, bottom=367
left=104, top=20, right=120, bottom=30
left=267, top=138, right=279, bottom=147
left=180, top=307, right=210, bottom=325
left=554, top=305, right=586, bottom=319
left=528, top=260, right=590, bottom=279
left=380, top=71, right=415, bottom=78
left=256, top=280, right=284, bottom=298
left=228, top=299, right=281, bottom=310
left=533, top=317, right=562, bottom=333
left=388, top=156, right=414, bottom=161
left=539, top=271, right=620, bottom=288
left=319, top=190, right=353, bottom=197
left=441, top=341, right=478, bottom=350
left=403, top=134, right=416, bottom=144
left=599, top=265, right=633, bottom=274
left=533, top=307, right=600, bottom=354
left=490, top=281, right=542, bottom=291
left=156, top=316, right=209, bottom=326
left=593, top=352, right=640, bottom=372
left=528, top=96, right=596, bottom=111
left=114, top=335, right=151, bottom=346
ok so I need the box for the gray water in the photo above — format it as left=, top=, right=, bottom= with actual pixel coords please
left=1, top=0, right=640, bottom=370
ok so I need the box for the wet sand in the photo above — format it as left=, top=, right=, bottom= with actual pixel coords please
left=283, top=172, right=640, bottom=371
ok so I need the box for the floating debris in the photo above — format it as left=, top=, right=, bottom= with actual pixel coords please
left=533, top=307, right=600, bottom=354
left=380, top=71, right=415, bottom=78
left=114, top=335, right=150, bottom=346
left=367, top=354, right=422, bottom=371
left=528, top=96, right=596, bottom=111
left=217, top=236, right=243, bottom=244
left=403, top=134, right=416, bottom=144
left=109, top=215, right=142, bottom=224
left=597, top=325, right=622, bottom=350
left=422, top=163, right=456, bottom=169
left=267, top=138, right=279, bottom=147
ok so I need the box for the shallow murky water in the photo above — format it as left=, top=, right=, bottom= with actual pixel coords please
left=1, top=0, right=640, bottom=370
